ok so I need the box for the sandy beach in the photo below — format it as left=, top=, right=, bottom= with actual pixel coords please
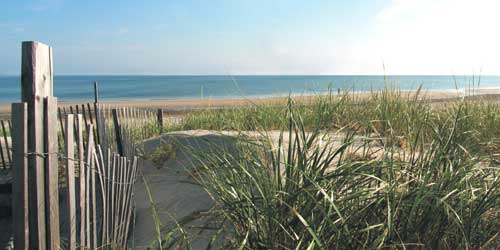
left=1, top=88, right=499, bottom=117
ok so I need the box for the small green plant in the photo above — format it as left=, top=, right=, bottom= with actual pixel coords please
left=149, top=142, right=176, bottom=167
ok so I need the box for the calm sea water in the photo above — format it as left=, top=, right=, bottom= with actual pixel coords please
left=0, top=75, right=498, bottom=103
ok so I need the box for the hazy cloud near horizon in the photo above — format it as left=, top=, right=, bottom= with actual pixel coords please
left=0, top=0, right=499, bottom=75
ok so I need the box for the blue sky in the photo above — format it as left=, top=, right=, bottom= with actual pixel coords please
left=1, top=0, right=499, bottom=75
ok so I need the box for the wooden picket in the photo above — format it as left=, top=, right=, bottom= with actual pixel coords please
left=76, top=114, right=86, bottom=249
left=1, top=120, right=12, bottom=166
left=45, top=96, right=59, bottom=250
left=11, top=103, right=28, bottom=250
left=0, top=127, right=7, bottom=169
left=0, top=119, right=12, bottom=169
left=65, top=114, right=76, bottom=250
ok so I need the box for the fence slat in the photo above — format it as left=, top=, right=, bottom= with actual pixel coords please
left=81, top=104, right=88, bottom=128
left=86, top=103, right=94, bottom=124
left=27, top=95, right=47, bottom=250
left=118, top=157, right=126, bottom=242
left=94, top=146, right=107, bottom=246
left=91, top=145, right=97, bottom=249
left=122, top=157, right=138, bottom=248
left=106, top=148, right=111, bottom=244
left=94, top=81, right=101, bottom=145
left=112, top=109, right=124, bottom=156
left=8, top=119, right=12, bottom=135
left=119, top=158, right=134, bottom=247
left=58, top=107, right=66, bottom=149
left=112, top=156, right=122, bottom=242
left=45, top=96, right=60, bottom=250
left=65, top=114, right=76, bottom=250
left=70, top=106, right=78, bottom=141
left=79, top=105, right=88, bottom=150
left=77, top=115, right=86, bottom=247
left=0, top=132, right=6, bottom=169
left=103, top=105, right=108, bottom=150
left=63, top=107, right=68, bottom=123
left=1, top=120, right=12, bottom=166
left=7, top=120, right=13, bottom=165
left=12, top=103, right=29, bottom=250
left=116, top=158, right=126, bottom=243
left=110, top=154, right=117, bottom=244
left=87, top=103, right=99, bottom=147
left=85, top=124, right=94, bottom=248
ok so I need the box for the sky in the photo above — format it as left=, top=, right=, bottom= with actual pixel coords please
left=1, top=0, right=499, bottom=75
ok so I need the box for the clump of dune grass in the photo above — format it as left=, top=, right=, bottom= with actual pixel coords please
left=149, top=88, right=500, bottom=249
left=171, top=87, right=500, bottom=155
left=181, top=95, right=500, bottom=249
left=178, top=104, right=286, bottom=131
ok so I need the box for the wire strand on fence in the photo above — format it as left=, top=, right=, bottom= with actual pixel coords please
left=13, top=150, right=139, bottom=185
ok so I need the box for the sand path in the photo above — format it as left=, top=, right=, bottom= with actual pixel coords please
left=131, top=131, right=241, bottom=249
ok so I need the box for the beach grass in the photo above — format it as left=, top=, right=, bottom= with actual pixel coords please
left=151, top=88, right=500, bottom=249
left=171, top=87, right=500, bottom=154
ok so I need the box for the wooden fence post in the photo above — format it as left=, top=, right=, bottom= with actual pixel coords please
left=112, top=109, right=124, bottom=156
left=12, top=103, right=29, bottom=250
left=21, top=40, right=53, bottom=250
left=94, top=81, right=99, bottom=103
left=157, top=108, right=163, bottom=133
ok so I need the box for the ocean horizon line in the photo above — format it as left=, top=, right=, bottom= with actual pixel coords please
left=0, top=75, right=498, bottom=103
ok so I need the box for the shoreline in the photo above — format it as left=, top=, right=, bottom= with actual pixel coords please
left=1, top=88, right=500, bottom=116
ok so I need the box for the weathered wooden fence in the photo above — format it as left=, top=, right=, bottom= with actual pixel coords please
left=1, top=87, right=165, bottom=171
left=2, top=106, right=162, bottom=171
left=9, top=41, right=154, bottom=249
left=100, top=105, right=160, bottom=157
left=58, top=103, right=161, bottom=158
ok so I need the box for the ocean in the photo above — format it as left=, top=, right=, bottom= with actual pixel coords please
left=0, top=75, right=498, bottom=103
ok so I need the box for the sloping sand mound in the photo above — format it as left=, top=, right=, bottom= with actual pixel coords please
left=131, top=131, right=240, bottom=249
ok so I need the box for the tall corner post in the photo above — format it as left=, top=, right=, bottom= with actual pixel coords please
left=21, top=41, right=59, bottom=250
